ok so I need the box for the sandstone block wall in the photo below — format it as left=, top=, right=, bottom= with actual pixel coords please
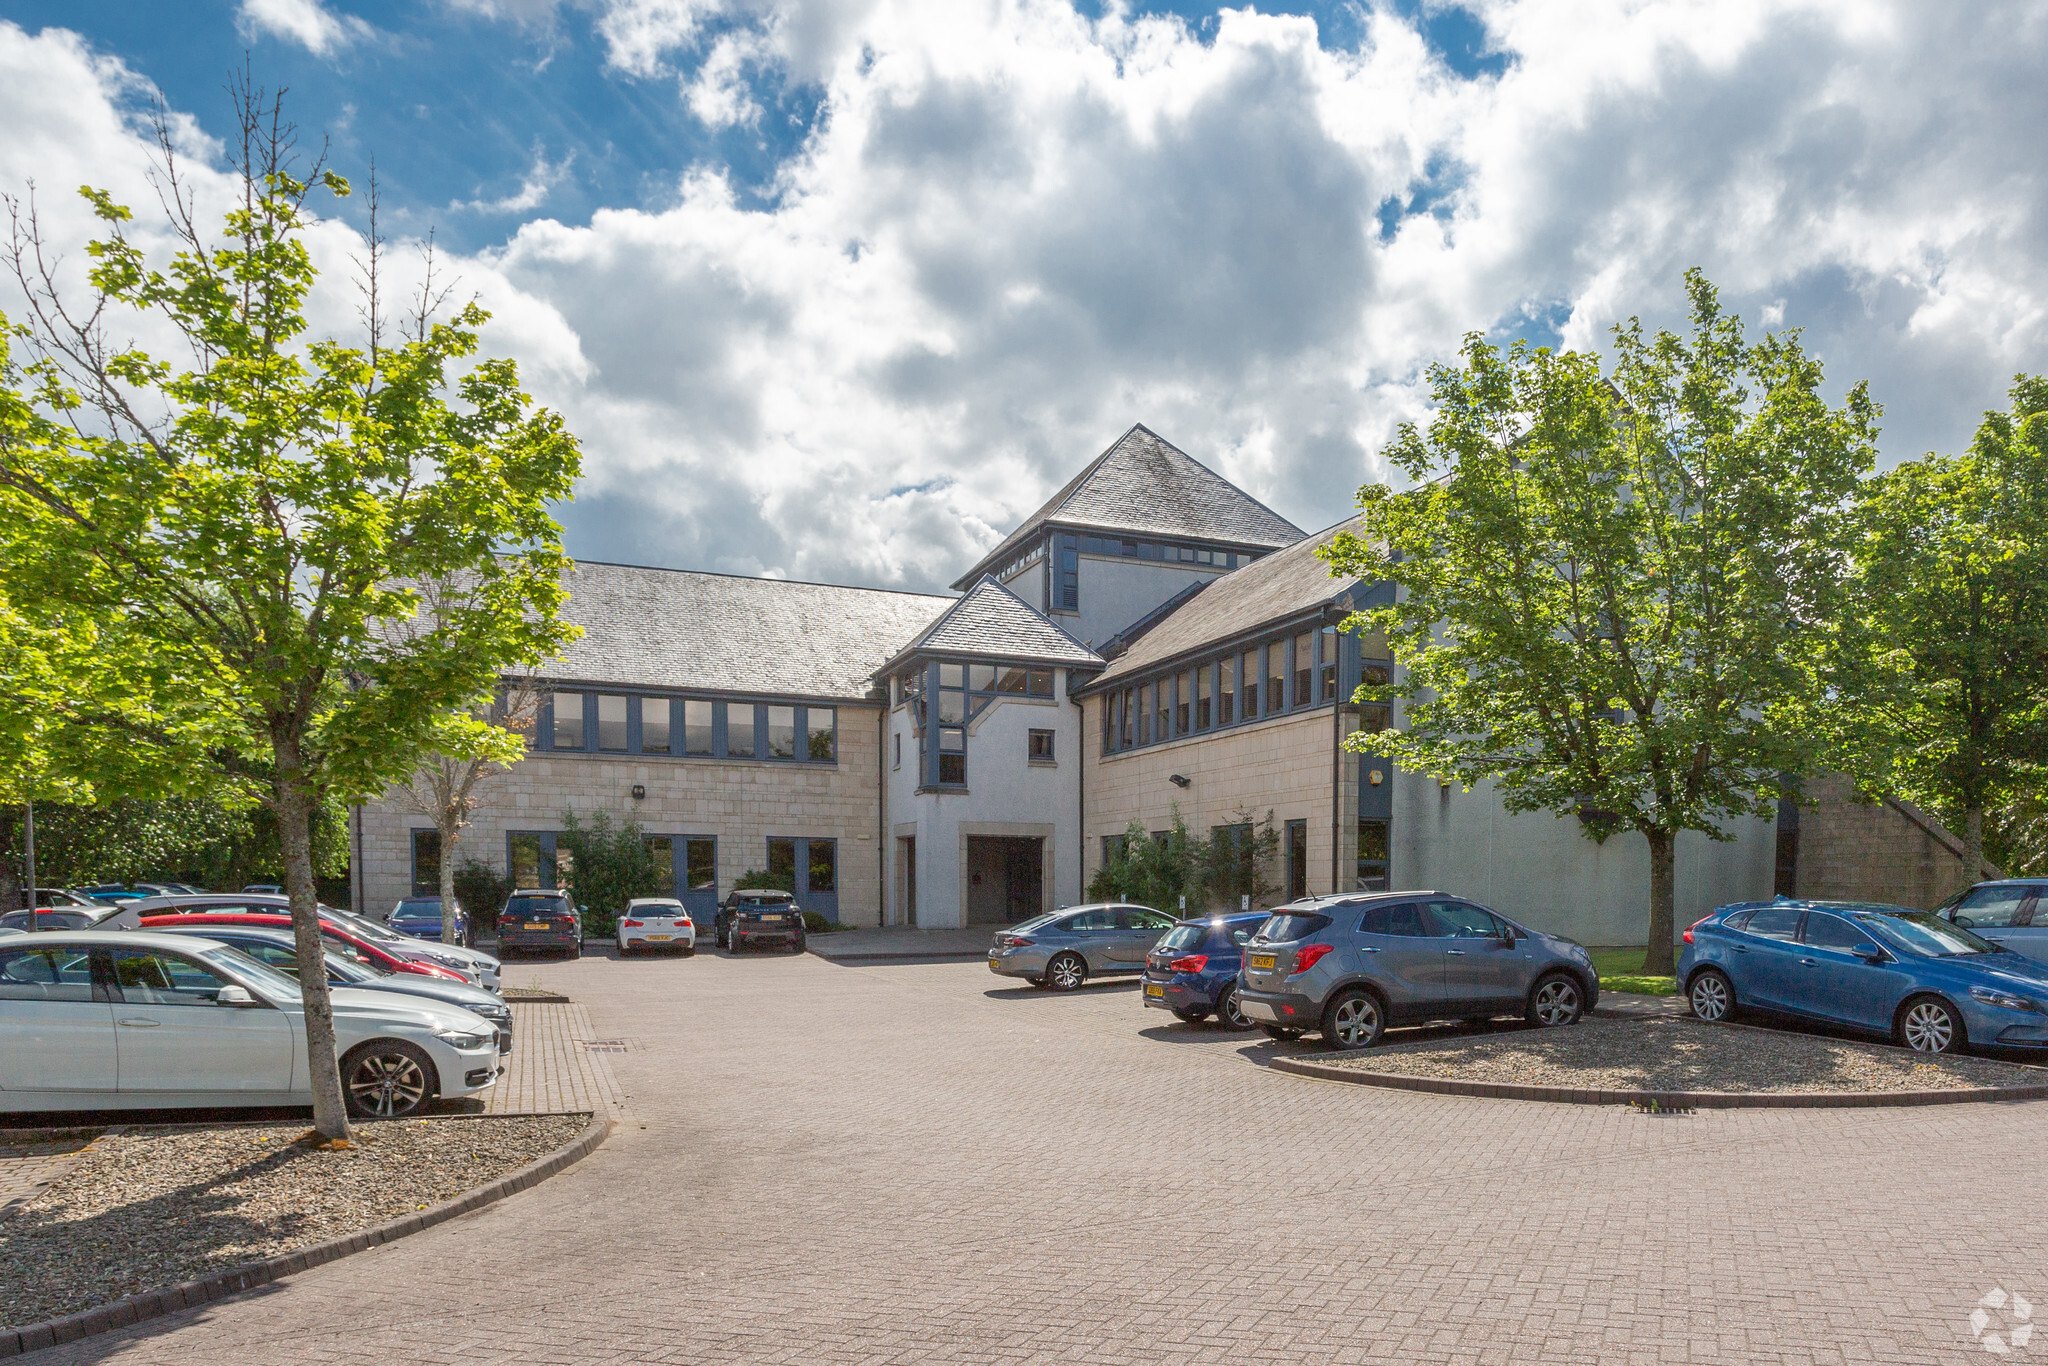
left=1794, top=775, right=1983, bottom=910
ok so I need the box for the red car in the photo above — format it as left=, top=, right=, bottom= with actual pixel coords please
left=137, top=913, right=472, bottom=984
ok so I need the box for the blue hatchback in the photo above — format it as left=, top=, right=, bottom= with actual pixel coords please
left=1677, top=897, right=2048, bottom=1054
left=1140, top=910, right=1270, bottom=1028
left=388, top=896, right=470, bottom=946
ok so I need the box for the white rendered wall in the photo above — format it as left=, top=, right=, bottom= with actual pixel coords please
left=1065, top=555, right=1226, bottom=650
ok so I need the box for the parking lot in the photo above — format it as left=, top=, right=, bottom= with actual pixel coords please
left=27, top=945, right=2046, bottom=1364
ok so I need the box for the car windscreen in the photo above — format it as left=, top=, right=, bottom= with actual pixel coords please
left=1255, top=913, right=1331, bottom=943
left=1861, top=912, right=2001, bottom=958
left=394, top=900, right=441, bottom=916
left=1158, top=925, right=1206, bottom=952
left=633, top=903, right=685, bottom=916
left=504, top=897, right=570, bottom=917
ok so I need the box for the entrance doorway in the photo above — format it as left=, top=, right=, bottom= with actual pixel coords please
left=965, top=836, right=1043, bottom=924
left=898, top=836, right=917, bottom=926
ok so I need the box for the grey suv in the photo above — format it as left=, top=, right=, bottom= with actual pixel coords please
left=1237, top=893, right=1598, bottom=1048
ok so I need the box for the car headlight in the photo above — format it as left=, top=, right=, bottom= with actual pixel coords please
left=433, top=1027, right=496, bottom=1049
left=1970, top=986, right=2045, bottom=1014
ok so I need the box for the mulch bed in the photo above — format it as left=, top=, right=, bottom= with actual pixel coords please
left=1314, top=1016, right=2047, bottom=1094
left=0, top=1114, right=589, bottom=1331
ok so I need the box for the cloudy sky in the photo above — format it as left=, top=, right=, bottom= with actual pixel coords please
left=1, top=1, right=2043, bottom=593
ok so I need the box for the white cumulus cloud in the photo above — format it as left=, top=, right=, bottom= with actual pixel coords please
left=235, top=0, right=375, bottom=55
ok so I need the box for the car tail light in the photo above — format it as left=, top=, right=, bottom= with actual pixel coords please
left=998, top=935, right=1033, bottom=948
left=1168, top=954, right=1209, bottom=973
left=1290, top=943, right=1335, bottom=975
left=1683, top=915, right=1711, bottom=945
left=621, top=919, right=643, bottom=928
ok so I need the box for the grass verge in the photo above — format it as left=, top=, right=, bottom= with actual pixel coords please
left=1588, top=946, right=1678, bottom=997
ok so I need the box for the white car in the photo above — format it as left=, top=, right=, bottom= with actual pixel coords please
left=0, top=931, right=503, bottom=1118
left=617, top=899, right=697, bottom=956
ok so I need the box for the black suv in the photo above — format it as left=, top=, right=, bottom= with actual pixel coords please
left=716, top=890, right=805, bottom=953
left=496, top=889, right=585, bottom=959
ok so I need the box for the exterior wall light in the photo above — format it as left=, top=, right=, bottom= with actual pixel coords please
left=1169, top=774, right=1192, bottom=788
left=1368, top=769, right=1384, bottom=786
left=630, top=783, right=647, bottom=800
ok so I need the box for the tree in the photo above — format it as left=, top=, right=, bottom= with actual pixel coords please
left=1323, top=271, right=1876, bottom=974
left=1085, top=806, right=1279, bottom=914
left=556, top=808, right=662, bottom=937
left=0, top=84, right=579, bottom=1140
left=1843, top=377, right=2048, bottom=879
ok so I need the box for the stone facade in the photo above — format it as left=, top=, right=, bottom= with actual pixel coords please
left=1788, top=774, right=1984, bottom=910
left=353, top=704, right=886, bottom=922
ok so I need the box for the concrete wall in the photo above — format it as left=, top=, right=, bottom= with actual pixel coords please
left=881, top=669, right=1086, bottom=928
left=354, top=702, right=886, bottom=922
left=1793, top=775, right=1982, bottom=910
left=1064, top=555, right=1227, bottom=651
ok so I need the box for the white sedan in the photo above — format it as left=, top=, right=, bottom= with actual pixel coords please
left=617, top=899, right=697, bottom=956
left=0, top=931, right=503, bottom=1118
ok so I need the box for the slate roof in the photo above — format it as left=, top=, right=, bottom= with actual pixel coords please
left=1081, top=516, right=1372, bottom=690
left=951, top=424, right=1307, bottom=589
left=880, top=576, right=1104, bottom=674
left=543, top=561, right=953, bottom=702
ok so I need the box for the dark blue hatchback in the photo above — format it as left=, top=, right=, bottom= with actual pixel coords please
left=1141, top=911, right=1270, bottom=1028
left=388, top=896, right=470, bottom=946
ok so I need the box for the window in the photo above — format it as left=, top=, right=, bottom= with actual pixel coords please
left=641, top=699, right=671, bottom=754
left=768, top=838, right=799, bottom=887
left=1196, top=666, right=1212, bottom=729
left=998, top=665, right=1030, bottom=694
left=727, top=704, right=756, bottom=758
left=1028, top=669, right=1053, bottom=697
left=1746, top=906, right=1803, bottom=941
left=1064, top=908, right=1117, bottom=932
left=939, top=726, right=966, bottom=784
left=808, top=840, right=836, bottom=893
left=108, top=949, right=235, bottom=1006
left=766, top=705, right=798, bottom=759
left=1153, top=683, right=1168, bottom=745
left=685, top=838, right=715, bottom=893
left=1120, top=689, right=1135, bottom=748
left=1359, top=903, right=1431, bottom=937
left=0, top=946, right=98, bottom=1002
left=1175, top=672, right=1190, bottom=735
left=508, top=832, right=559, bottom=888
left=806, top=708, right=836, bottom=761
left=1267, top=645, right=1285, bottom=715
left=1294, top=631, right=1313, bottom=706
left=1102, top=834, right=1127, bottom=864
left=893, top=732, right=902, bottom=770
left=684, top=700, right=715, bottom=756
left=1029, top=728, right=1055, bottom=762
left=1320, top=626, right=1338, bottom=703
left=1803, top=913, right=1875, bottom=952
left=1219, top=657, right=1235, bottom=725
left=1426, top=901, right=1500, bottom=938
left=1137, top=685, right=1151, bottom=745
left=1242, top=648, right=1260, bottom=718
left=552, top=692, right=585, bottom=749
left=1358, top=662, right=1392, bottom=735
left=1057, top=534, right=1079, bottom=611
left=1356, top=819, right=1389, bottom=891
left=646, top=836, right=675, bottom=891
left=410, top=829, right=441, bottom=897
left=1285, top=819, right=1308, bottom=900
left=1953, top=886, right=2036, bottom=930
left=597, top=694, right=629, bottom=751
left=1122, top=909, right=1174, bottom=932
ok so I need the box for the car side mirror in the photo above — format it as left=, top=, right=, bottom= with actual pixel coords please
left=1853, top=943, right=1886, bottom=963
left=216, top=984, right=258, bottom=1006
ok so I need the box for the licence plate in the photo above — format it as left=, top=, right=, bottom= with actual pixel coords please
left=524, top=923, right=548, bottom=931
left=1249, top=954, right=1276, bottom=971
left=1144, top=983, right=1164, bottom=998
left=760, top=914, right=783, bottom=922
left=648, top=934, right=670, bottom=941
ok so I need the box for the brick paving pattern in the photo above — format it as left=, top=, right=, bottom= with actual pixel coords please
left=483, top=1002, right=630, bottom=1116
left=22, top=951, right=2045, bottom=1363
left=0, top=1138, right=97, bottom=1220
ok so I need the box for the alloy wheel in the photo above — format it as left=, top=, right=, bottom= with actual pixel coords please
left=1532, top=978, right=1581, bottom=1026
left=1901, top=999, right=1958, bottom=1053
left=1329, top=993, right=1380, bottom=1048
left=1689, top=973, right=1731, bottom=1022
left=1217, top=985, right=1251, bottom=1030
left=347, top=1050, right=429, bottom=1118
left=1046, top=954, right=1085, bottom=991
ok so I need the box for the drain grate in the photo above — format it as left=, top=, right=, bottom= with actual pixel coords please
left=581, top=1040, right=630, bottom=1053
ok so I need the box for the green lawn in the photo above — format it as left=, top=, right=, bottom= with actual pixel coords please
left=1587, top=947, right=1678, bottom=997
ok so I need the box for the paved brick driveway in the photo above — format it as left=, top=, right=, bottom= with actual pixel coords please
left=27, top=949, right=2046, bottom=1363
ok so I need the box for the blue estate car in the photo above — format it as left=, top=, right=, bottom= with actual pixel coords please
left=1677, top=897, right=2048, bottom=1054
left=1141, top=911, right=1270, bottom=1028
left=388, top=896, right=470, bottom=945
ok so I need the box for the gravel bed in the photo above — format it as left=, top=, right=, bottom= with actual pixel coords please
left=1316, top=1017, right=2047, bottom=1093
left=0, top=1114, right=590, bottom=1330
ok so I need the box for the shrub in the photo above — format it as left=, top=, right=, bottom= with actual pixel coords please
left=1087, top=805, right=1280, bottom=916
left=734, top=867, right=796, bottom=892
left=454, top=859, right=513, bottom=935
left=556, top=808, right=663, bottom=937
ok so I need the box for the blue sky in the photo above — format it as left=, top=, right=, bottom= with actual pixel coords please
left=1, top=1, right=2043, bottom=590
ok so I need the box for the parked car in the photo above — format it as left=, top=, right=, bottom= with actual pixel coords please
left=0, top=907, right=119, bottom=931
left=1937, top=880, right=2048, bottom=965
left=1141, top=910, right=1270, bottom=1026
left=323, top=905, right=501, bottom=989
left=78, top=886, right=147, bottom=903
left=111, top=894, right=502, bottom=990
left=130, top=882, right=202, bottom=896
left=618, top=898, right=697, bottom=956
left=153, top=925, right=514, bottom=1053
left=0, top=931, right=502, bottom=1117
left=136, top=913, right=475, bottom=987
left=1236, top=893, right=1598, bottom=1048
left=987, top=903, right=1179, bottom=990
left=715, top=890, right=804, bottom=953
left=388, top=896, right=471, bottom=946
left=1678, top=897, right=2048, bottom=1054
left=495, top=890, right=584, bottom=959
left=242, top=883, right=283, bottom=894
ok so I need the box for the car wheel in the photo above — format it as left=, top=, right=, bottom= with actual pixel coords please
left=1257, top=1023, right=1303, bottom=1041
left=1171, top=1007, right=1210, bottom=1024
left=792, top=936, right=806, bottom=954
left=1688, top=968, right=1735, bottom=1022
left=1323, top=988, right=1384, bottom=1049
left=1526, top=973, right=1585, bottom=1028
left=1045, top=953, right=1087, bottom=992
left=1897, top=995, right=1966, bottom=1054
left=341, top=1040, right=437, bottom=1119
left=1216, top=984, right=1253, bottom=1030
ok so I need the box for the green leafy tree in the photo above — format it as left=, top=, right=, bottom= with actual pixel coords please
left=452, top=857, right=513, bottom=937
left=0, top=86, right=579, bottom=1140
left=1842, top=377, right=2048, bottom=879
left=1086, top=805, right=1279, bottom=914
left=556, top=808, right=662, bottom=936
left=1323, top=272, right=1876, bottom=974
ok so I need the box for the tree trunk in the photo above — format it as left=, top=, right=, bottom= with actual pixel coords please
left=1965, top=803, right=1990, bottom=882
left=439, top=817, right=460, bottom=946
left=278, top=771, right=353, bottom=1143
left=0, top=807, right=18, bottom=913
left=1643, top=827, right=1677, bottom=976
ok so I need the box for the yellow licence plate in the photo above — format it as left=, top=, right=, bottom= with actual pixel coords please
left=1249, top=954, right=1276, bottom=971
left=760, top=914, right=782, bottom=922
left=524, top=923, right=548, bottom=931
left=648, top=934, right=670, bottom=941
left=1144, top=983, right=1164, bottom=998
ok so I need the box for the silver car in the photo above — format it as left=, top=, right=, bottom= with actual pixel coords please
left=987, top=903, right=1179, bottom=991
left=1236, top=892, right=1600, bottom=1047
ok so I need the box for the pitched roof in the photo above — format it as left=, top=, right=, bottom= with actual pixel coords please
left=545, top=561, right=952, bottom=702
left=951, top=424, right=1306, bottom=589
left=1082, top=516, right=1370, bottom=689
left=881, top=575, right=1103, bottom=674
